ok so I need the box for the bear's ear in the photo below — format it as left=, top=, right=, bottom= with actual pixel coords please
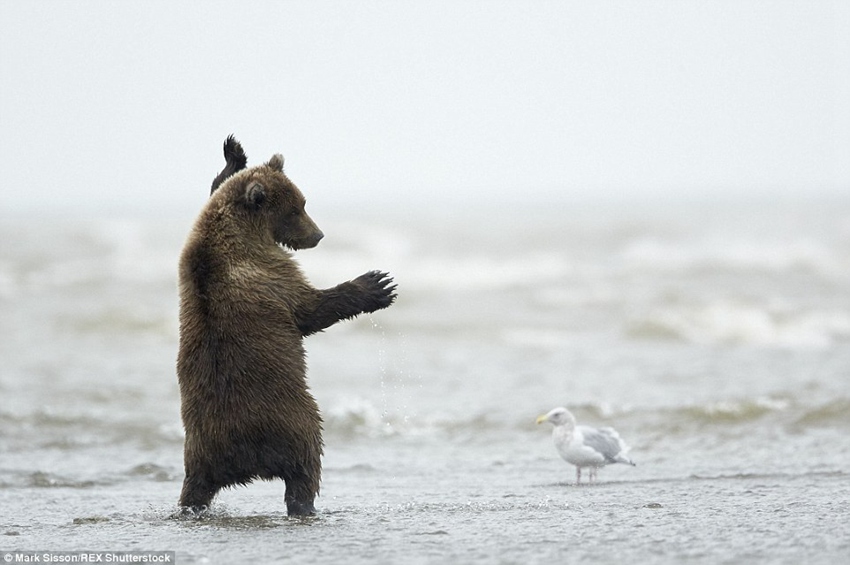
left=245, top=182, right=266, bottom=209
left=265, top=154, right=284, bottom=172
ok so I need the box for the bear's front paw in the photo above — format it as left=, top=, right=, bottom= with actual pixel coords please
left=353, top=270, right=397, bottom=313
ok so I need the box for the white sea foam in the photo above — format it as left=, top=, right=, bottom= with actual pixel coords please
left=627, top=301, right=850, bottom=349
left=324, top=397, right=397, bottom=438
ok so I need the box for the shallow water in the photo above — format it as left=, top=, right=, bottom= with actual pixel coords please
left=2, top=199, right=849, bottom=563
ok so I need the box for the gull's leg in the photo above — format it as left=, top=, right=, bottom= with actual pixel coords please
left=576, top=466, right=582, bottom=485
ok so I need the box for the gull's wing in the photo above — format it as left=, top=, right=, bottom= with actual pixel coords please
left=578, top=425, right=634, bottom=465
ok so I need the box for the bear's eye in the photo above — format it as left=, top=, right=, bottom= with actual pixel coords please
left=289, top=208, right=301, bottom=217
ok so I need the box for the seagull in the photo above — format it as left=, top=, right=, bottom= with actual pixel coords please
left=536, top=406, right=636, bottom=484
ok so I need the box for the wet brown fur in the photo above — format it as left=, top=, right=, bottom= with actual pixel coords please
left=177, top=137, right=396, bottom=515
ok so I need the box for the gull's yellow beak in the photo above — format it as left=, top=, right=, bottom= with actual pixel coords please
left=536, top=414, right=548, bottom=425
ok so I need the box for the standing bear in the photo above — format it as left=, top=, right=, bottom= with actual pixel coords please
left=177, top=136, right=396, bottom=515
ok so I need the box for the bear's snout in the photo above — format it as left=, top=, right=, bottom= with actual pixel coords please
left=273, top=214, right=324, bottom=250
left=305, top=229, right=324, bottom=248
left=297, top=214, right=324, bottom=249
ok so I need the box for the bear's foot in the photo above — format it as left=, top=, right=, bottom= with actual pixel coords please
left=285, top=498, right=316, bottom=517
left=171, top=505, right=211, bottom=520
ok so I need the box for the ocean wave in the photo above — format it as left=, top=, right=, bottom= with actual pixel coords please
left=322, top=395, right=850, bottom=440
left=0, top=409, right=184, bottom=452
left=621, top=236, right=844, bottom=277
left=625, top=302, right=850, bottom=348
left=322, top=397, right=506, bottom=440
left=0, top=218, right=181, bottom=294
left=0, top=471, right=100, bottom=489
left=125, top=463, right=179, bottom=482
left=685, top=470, right=847, bottom=482
left=2, top=394, right=846, bottom=458
left=323, top=397, right=397, bottom=438
left=638, top=397, right=850, bottom=433
left=538, top=399, right=796, bottom=432
left=0, top=464, right=179, bottom=490
left=673, top=397, right=791, bottom=424
left=57, top=308, right=177, bottom=337
left=794, top=399, right=850, bottom=428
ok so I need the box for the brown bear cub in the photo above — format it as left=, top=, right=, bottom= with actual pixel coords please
left=177, top=136, right=396, bottom=516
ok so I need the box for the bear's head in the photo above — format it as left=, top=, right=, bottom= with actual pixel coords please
left=210, top=137, right=324, bottom=251
left=239, top=154, right=324, bottom=250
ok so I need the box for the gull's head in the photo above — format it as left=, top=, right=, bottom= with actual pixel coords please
left=536, top=406, right=576, bottom=427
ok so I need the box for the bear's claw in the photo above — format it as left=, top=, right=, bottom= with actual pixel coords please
left=354, top=270, right=397, bottom=311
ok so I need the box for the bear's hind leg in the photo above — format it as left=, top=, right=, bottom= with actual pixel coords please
left=284, top=481, right=316, bottom=516
left=284, top=474, right=318, bottom=516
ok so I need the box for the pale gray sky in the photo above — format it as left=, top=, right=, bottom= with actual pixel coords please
left=1, top=0, right=848, bottom=216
